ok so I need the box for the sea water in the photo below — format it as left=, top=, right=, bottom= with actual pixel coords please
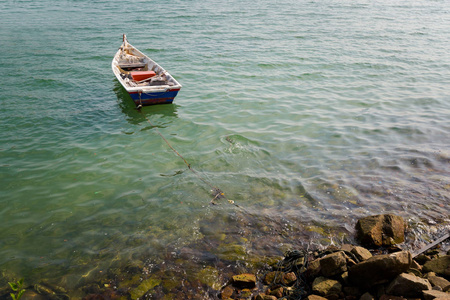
left=0, top=0, right=449, bottom=296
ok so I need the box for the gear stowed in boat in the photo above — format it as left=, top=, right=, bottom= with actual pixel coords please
left=112, top=34, right=182, bottom=106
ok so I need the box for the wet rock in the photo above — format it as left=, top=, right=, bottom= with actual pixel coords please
left=422, top=289, right=450, bottom=300
left=232, top=273, right=256, bottom=289
left=239, top=288, right=253, bottom=298
left=129, top=277, right=161, bottom=299
left=355, top=214, right=405, bottom=247
left=320, top=251, right=347, bottom=277
left=351, top=246, right=372, bottom=261
left=220, top=285, right=234, bottom=299
left=197, top=266, right=221, bottom=290
left=423, top=256, right=450, bottom=277
left=386, top=273, right=432, bottom=297
left=348, top=251, right=412, bottom=288
left=311, top=277, right=342, bottom=296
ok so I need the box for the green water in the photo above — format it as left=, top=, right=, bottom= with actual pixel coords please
left=1, top=0, right=449, bottom=297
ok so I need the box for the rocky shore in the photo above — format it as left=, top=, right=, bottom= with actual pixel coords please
left=220, top=214, right=450, bottom=300
left=0, top=214, right=448, bottom=300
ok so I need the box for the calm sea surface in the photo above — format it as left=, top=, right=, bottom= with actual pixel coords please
left=1, top=0, right=449, bottom=297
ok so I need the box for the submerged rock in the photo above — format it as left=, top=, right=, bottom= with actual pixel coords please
left=129, top=277, right=161, bottom=299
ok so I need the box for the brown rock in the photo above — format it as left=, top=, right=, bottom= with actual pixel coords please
left=340, top=244, right=354, bottom=252
left=386, top=273, right=432, bottom=297
left=320, top=251, right=347, bottom=277
left=423, top=256, right=450, bottom=277
left=306, top=295, right=328, bottom=300
left=351, top=246, right=373, bottom=261
left=232, top=273, right=256, bottom=289
left=312, top=277, right=342, bottom=296
left=254, top=294, right=278, bottom=300
left=221, top=285, right=234, bottom=299
left=348, top=251, right=412, bottom=288
left=282, top=272, right=297, bottom=285
left=422, top=289, right=450, bottom=300
left=306, top=258, right=322, bottom=278
left=410, top=259, right=423, bottom=271
left=379, top=295, right=407, bottom=300
left=264, top=271, right=283, bottom=285
left=268, top=286, right=283, bottom=298
left=428, top=275, right=450, bottom=290
left=355, top=214, right=405, bottom=247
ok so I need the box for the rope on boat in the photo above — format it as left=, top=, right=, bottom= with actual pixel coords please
left=136, top=104, right=235, bottom=205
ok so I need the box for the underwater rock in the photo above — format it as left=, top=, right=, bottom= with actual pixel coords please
left=129, top=277, right=161, bottom=299
left=197, top=266, right=221, bottom=290
left=20, top=290, right=47, bottom=300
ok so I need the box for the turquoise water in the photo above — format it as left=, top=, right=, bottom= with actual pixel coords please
left=1, top=0, right=449, bottom=296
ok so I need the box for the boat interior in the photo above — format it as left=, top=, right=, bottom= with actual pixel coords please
left=115, top=46, right=174, bottom=88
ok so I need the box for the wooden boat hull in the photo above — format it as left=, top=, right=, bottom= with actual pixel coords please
left=128, top=89, right=180, bottom=106
left=112, top=35, right=182, bottom=107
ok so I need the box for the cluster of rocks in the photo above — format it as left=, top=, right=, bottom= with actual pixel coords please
left=219, top=214, right=450, bottom=300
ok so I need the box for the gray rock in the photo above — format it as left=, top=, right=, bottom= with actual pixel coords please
left=320, top=251, right=348, bottom=277
left=312, top=277, right=342, bottom=296
left=355, top=214, right=405, bottom=247
left=386, top=273, right=432, bottom=297
left=422, top=289, right=450, bottom=300
left=348, top=251, right=412, bottom=288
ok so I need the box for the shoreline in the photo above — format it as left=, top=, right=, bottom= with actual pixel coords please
left=1, top=214, right=449, bottom=300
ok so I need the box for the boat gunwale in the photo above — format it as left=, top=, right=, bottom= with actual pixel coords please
left=111, top=39, right=182, bottom=94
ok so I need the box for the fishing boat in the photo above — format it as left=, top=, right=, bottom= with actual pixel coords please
left=112, top=34, right=182, bottom=107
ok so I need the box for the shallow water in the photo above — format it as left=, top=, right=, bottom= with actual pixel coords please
left=0, top=0, right=449, bottom=297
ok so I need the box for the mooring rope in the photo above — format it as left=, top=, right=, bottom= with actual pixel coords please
left=137, top=106, right=235, bottom=205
